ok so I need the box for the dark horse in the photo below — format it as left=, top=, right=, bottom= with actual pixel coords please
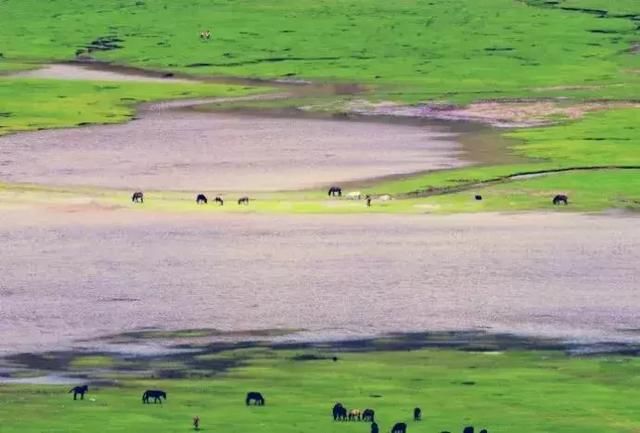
left=215, top=196, right=224, bottom=206
left=332, top=402, right=347, bottom=421
left=238, top=196, right=249, bottom=205
left=391, top=422, right=407, bottom=433
left=69, top=385, right=88, bottom=400
left=196, top=194, right=208, bottom=204
left=142, top=390, right=167, bottom=404
left=328, top=186, right=342, bottom=197
left=552, top=194, right=568, bottom=205
left=246, top=391, right=265, bottom=405
left=362, top=408, right=375, bottom=422
left=463, top=427, right=474, bottom=433
left=413, top=407, right=422, bottom=421
left=371, top=422, right=379, bottom=433
left=131, top=191, right=144, bottom=203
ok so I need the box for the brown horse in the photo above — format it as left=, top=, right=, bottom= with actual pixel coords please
left=348, top=409, right=362, bottom=421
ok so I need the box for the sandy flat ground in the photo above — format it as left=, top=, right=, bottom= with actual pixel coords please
left=0, top=109, right=465, bottom=191
left=1, top=208, right=638, bottom=355
left=12, top=63, right=191, bottom=83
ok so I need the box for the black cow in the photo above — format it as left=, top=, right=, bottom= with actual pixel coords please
left=328, top=186, right=342, bottom=197
left=131, top=191, right=144, bottom=203
left=392, top=422, right=407, bottom=433
left=69, top=385, right=88, bottom=400
left=333, top=403, right=347, bottom=421
left=142, top=390, right=166, bottom=404
left=553, top=194, right=568, bottom=205
left=246, top=391, right=265, bottom=406
left=362, top=408, right=375, bottom=422
left=414, top=407, right=422, bottom=421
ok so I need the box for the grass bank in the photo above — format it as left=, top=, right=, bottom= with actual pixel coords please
left=1, top=347, right=639, bottom=433
left=0, top=78, right=263, bottom=136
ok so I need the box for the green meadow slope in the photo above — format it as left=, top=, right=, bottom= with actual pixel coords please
left=1, top=0, right=639, bottom=101
left=0, top=0, right=638, bottom=212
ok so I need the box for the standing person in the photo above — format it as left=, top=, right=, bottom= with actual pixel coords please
left=193, top=416, right=200, bottom=430
left=366, top=195, right=372, bottom=207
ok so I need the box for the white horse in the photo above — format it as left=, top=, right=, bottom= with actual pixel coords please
left=346, top=191, right=362, bottom=200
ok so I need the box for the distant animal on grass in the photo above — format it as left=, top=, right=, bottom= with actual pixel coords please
left=371, top=422, right=380, bottom=433
left=142, top=390, right=167, bottom=404
left=193, top=416, right=200, bottom=430
left=199, top=30, right=211, bottom=40
left=214, top=196, right=224, bottom=206
left=333, top=403, right=347, bottom=421
left=552, top=194, right=568, bottom=205
left=479, top=430, right=488, bottom=433
left=238, top=196, right=249, bottom=205
left=328, top=186, right=342, bottom=197
left=366, top=195, right=372, bottom=207
left=391, top=422, right=407, bottom=433
left=245, top=391, right=265, bottom=405
left=362, top=408, right=375, bottom=422
left=463, top=427, right=474, bottom=433
left=69, top=385, right=88, bottom=400
left=474, top=195, right=482, bottom=201
left=196, top=194, right=208, bottom=204
left=348, top=408, right=362, bottom=421
left=346, top=191, right=362, bottom=200
left=413, top=407, right=421, bottom=421
left=131, top=191, right=144, bottom=203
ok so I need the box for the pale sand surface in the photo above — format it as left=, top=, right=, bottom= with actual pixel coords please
left=12, top=63, right=191, bottom=83
left=1, top=208, right=638, bottom=355
left=0, top=110, right=465, bottom=191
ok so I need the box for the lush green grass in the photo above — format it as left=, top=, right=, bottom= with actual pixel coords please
left=1, top=347, right=640, bottom=433
left=0, top=78, right=262, bottom=136
left=1, top=0, right=639, bottom=102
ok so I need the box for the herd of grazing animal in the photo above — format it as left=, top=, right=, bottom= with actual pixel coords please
left=130, top=187, right=569, bottom=208
left=67, top=386, right=490, bottom=433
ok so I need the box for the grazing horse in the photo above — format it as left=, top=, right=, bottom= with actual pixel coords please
left=346, top=191, right=362, bottom=200
left=142, top=390, right=167, bottom=404
left=552, top=194, right=568, bottom=205
left=214, top=196, right=224, bottom=206
left=238, top=196, right=249, bottom=205
left=196, top=194, right=208, bottom=204
left=328, top=186, right=342, bottom=197
left=479, top=430, right=488, bottom=433
left=391, top=422, right=407, bottom=433
left=332, top=403, right=347, bottom=421
left=131, top=191, right=144, bottom=203
left=69, top=385, right=88, bottom=400
left=475, top=195, right=483, bottom=201
left=463, top=427, right=474, bottom=433
left=371, top=422, right=379, bottom=433
left=413, top=407, right=422, bottom=421
left=348, top=409, right=362, bottom=421
left=245, top=391, right=265, bottom=406
left=362, top=408, right=375, bottom=422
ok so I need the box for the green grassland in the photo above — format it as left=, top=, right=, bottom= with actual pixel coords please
left=0, top=0, right=639, bottom=213
left=1, top=347, right=640, bottom=433
left=1, top=0, right=640, bottom=102
left=0, top=78, right=262, bottom=136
